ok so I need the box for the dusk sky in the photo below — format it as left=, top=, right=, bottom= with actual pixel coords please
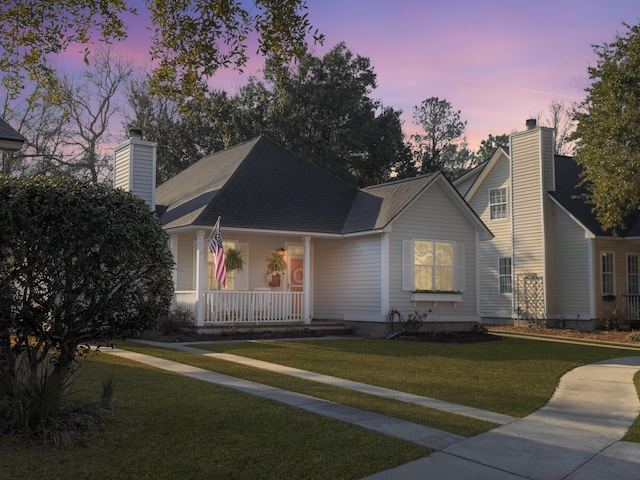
left=60, top=0, right=640, bottom=150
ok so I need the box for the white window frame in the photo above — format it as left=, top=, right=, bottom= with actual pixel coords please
left=204, top=240, right=249, bottom=291
left=402, top=239, right=464, bottom=292
left=601, top=251, right=615, bottom=296
left=489, top=187, right=508, bottom=220
left=499, top=257, right=512, bottom=294
left=628, top=253, right=639, bottom=295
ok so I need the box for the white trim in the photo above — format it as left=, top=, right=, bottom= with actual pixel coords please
left=381, top=232, right=390, bottom=316
left=498, top=257, right=513, bottom=294
left=195, top=230, right=206, bottom=326
left=588, top=238, right=595, bottom=319
left=627, top=253, right=640, bottom=295
left=600, top=250, right=615, bottom=296
left=539, top=131, right=549, bottom=319
left=303, top=236, right=311, bottom=324
left=488, top=187, right=509, bottom=221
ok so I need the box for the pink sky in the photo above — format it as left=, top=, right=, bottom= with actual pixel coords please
left=58, top=0, right=640, bottom=150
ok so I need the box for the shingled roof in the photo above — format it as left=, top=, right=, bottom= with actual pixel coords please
left=156, top=135, right=482, bottom=236
left=550, top=155, right=640, bottom=237
left=157, top=136, right=361, bottom=233
left=0, top=118, right=26, bottom=151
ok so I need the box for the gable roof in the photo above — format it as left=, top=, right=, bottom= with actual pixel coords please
left=351, top=173, right=493, bottom=239
left=157, top=135, right=491, bottom=238
left=0, top=118, right=26, bottom=151
left=455, top=146, right=510, bottom=199
left=549, top=155, right=640, bottom=237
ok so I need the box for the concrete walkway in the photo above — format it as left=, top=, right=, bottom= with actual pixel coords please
left=107, top=339, right=640, bottom=479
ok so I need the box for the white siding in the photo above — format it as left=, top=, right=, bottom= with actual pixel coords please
left=510, top=127, right=556, bottom=315
left=553, top=206, right=590, bottom=318
left=314, top=235, right=382, bottom=321
left=113, top=137, right=156, bottom=209
left=388, top=182, right=480, bottom=322
left=511, top=131, right=545, bottom=275
left=467, top=155, right=512, bottom=317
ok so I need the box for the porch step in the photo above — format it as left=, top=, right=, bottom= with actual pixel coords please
left=191, top=320, right=352, bottom=338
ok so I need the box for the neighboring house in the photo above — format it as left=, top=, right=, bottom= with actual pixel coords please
left=454, top=119, right=640, bottom=330
left=114, top=134, right=492, bottom=336
left=0, top=118, right=26, bottom=152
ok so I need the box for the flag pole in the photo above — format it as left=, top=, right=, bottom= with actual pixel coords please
left=207, top=216, right=221, bottom=242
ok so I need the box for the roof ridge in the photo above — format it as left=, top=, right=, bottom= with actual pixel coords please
left=363, top=172, right=438, bottom=191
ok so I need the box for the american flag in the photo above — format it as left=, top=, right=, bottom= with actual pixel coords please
left=208, top=219, right=227, bottom=288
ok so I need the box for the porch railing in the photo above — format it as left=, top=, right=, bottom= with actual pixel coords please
left=622, top=295, right=640, bottom=321
left=172, top=290, right=304, bottom=324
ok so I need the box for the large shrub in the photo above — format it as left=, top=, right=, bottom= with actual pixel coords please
left=0, top=175, right=174, bottom=376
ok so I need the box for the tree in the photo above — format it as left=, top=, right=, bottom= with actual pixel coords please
left=240, top=43, right=410, bottom=186
left=56, top=48, right=134, bottom=183
left=127, top=80, right=230, bottom=184
left=0, top=175, right=174, bottom=379
left=128, top=42, right=410, bottom=187
left=412, top=97, right=466, bottom=174
left=440, top=137, right=480, bottom=179
left=0, top=0, right=323, bottom=104
left=572, top=22, right=640, bottom=233
left=537, top=100, right=576, bottom=156
left=476, top=133, right=510, bottom=162
left=1, top=49, right=133, bottom=183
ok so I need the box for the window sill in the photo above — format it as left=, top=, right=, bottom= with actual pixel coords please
left=410, top=292, right=463, bottom=304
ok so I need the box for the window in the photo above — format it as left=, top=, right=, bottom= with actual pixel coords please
left=628, top=254, right=639, bottom=295
left=402, top=240, right=464, bottom=292
left=208, top=241, right=237, bottom=290
left=489, top=187, right=508, bottom=220
left=499, top=257, right=512, bottom=294
left=601, top=252, right=614, bottom=296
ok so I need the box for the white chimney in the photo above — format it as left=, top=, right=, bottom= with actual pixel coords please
left=114, top=129, right=157, bottom=211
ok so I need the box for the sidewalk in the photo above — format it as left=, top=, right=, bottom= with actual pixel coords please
left=108, top=339, right=640, bottom=480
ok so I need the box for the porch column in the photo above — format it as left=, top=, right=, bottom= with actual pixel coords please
left=303, top=235, right=311, bottom=324
left=195, top=229, right=206, bottom=326
left=168, top=234, right=178, bottom=291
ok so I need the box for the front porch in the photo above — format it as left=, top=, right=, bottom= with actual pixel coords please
left=173, top=290, right=306, bottom=326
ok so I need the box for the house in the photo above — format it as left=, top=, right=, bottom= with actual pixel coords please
left=0, top=118, right=26, bottom=152
left=114, top=133, right=493, bottom=336
left=454, top=119, right=640, bottom=330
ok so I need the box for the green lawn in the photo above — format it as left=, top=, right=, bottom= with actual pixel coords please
left=189, top=337, right=640, bottom=417
left=4, top=336, right=640, bottom=480
left=0, top=352, right=429, bottom=480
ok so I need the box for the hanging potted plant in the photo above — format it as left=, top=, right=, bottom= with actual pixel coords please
left=266, top=249, right=287, bottom=287
left=225, top=248, right=244, bottom=272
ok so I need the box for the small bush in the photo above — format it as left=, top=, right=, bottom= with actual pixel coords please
left=404, top=311, right=430, bottom=335
left=156, top=307, right=195, bottom=334
left=0, top=363, right=113, bottom=446
left=626, top=331, right=640, bottom=342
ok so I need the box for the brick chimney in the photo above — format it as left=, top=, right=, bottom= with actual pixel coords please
left=113, top=129, right=157, bottom=211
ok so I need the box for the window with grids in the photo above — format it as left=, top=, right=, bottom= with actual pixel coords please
left=601, top=252, right=614, bottom=296
left=499, top=257, right=512, bottom=294
left=628, top=254, right=639, bottom=295
left=489, top=187, right=508, bottom=220
left=402, top=240, right=464, bottom=292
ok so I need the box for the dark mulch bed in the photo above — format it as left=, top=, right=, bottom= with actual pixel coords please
left=141, top=328, right=504, bottom=344
left=139, top=328, right=320, bottom=343
left=391, top=331, right=503, bottom=343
